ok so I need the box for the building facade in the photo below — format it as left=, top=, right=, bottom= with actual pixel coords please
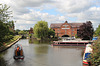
left=50, top=21, right=83, bottom=37
left=29, top=27, right=33, bottom=34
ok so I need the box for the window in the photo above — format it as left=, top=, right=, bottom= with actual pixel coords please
left=72, top=33, right=74, bottom=35
left=72, top=29, right=74, bottom=31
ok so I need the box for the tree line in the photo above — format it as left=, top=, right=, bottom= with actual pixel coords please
left=77, top=21, right=94, bottom=40
left=0, top=4, right=15, bottom=46
left=33, top=20, right=55, bottom=40
left=33, top=20, right=94, bottom=40
left=89, top=25, right=100, bottom=65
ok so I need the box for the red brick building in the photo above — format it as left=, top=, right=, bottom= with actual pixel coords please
left=50, top=21, right=83, bottom=37
left=29, top=27, right=33, bottom=34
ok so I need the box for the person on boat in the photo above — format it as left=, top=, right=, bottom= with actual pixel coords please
left=17, top=46, right=20, bottom=56
left=14, top=44, right=24, bottom=60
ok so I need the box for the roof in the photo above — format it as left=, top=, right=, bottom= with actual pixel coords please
left=50, top=23, right=63, bottom=28
left=50, top=23, right=83, bottom=28
left=69, top=23, right=83, bottom=27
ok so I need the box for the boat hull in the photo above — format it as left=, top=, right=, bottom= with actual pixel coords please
left=52, top=44, right=86, bottom=46
left=13, top=55, right=24, bottom=60
left=52, top=41, right=89, bottom=46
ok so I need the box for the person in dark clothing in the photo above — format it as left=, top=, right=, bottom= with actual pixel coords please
left=17, top=47, right=20, bottom=56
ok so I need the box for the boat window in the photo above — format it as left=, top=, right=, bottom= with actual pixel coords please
left=60, top=43, right=66, bottom=44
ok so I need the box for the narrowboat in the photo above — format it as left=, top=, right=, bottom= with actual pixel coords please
left=52, top=39, right=91, bottom=46
left=13, top=44, right=24, bottom=60
left=83, top=44, right=92, bottom=65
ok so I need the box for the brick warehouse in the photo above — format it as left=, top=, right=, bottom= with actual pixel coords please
left=50, top=21, right=83, bottom=37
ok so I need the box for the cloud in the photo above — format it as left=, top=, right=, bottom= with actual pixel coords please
left=53, top=0, right=95, bottom=13
left=15, top=0, right=54, bottom=7
left=59, top=16, right=66, bottom=21
left=14, top=9, right=66, bottom=30
left=52, top=0, right=100, bottom=29
left=0, top=0, right=100, bottom=30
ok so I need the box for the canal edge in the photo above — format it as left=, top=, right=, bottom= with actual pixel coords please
left=0, top=37, right=22, bottom=53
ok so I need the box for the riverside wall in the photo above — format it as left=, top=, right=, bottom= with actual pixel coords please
left=0, top=37, right=21, bottom=53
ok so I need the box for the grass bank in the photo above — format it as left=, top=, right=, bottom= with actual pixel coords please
left=0, top=35, right=22, bottom=52
left=5, top=35, right=21, bottom=45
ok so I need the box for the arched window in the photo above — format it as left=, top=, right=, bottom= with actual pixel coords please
left=62, top=35, right=69, bottom=37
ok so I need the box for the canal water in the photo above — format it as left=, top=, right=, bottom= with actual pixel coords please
left=0, top=39, right=85, bottom=66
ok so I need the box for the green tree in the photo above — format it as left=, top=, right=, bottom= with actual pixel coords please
left=0, top=4, right=14, bottom=45
left=7, top=20, right=15, bottom=29
left=95, top=25, right=100, bottom=36
left=0, top=4, right=15, bottom=33
left=18, top=30, right=27, bottom=35
left=0, top=21, right=8, bottom=43
left=89, top=36, right=100, bottom=66
left=15, top=29, right=20, bottom=35
left=0, top=4, right=11, bottom=22
left=77, top=21, right=94, bottom=40
left=48, top=28, right=55, bottom=38
left=0, top=21, right=13, bottom=43
left=34, top=21, right=48, bottom=39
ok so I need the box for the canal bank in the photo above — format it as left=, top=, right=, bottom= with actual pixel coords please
left=0, top=36, right=22, bottom=52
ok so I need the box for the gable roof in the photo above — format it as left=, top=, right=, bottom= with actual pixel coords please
left=50, top=23, right=63, bottom=28
left=50, top=23, right=83, bottom=28
left=69, top=23, right=83, bottom=27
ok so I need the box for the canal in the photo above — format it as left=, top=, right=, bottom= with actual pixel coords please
left=0, top=39, right=85, bottom=66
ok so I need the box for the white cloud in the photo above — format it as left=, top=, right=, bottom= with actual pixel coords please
left=52, top=0, right=100, bottom=29
left=59, top=16, right=66, bottom=21
left=14, top=9, right=66, bottom=30
left=53, top=0, right=94, bottom=13
left=0, top=0, right=100, bottom=30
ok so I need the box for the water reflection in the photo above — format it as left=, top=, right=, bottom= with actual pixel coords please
left=52, top=46, right=85, bottom=49
left=29, top=39, right=51, bottom=44
left=34, top=45, right=48, bottom=54
left=0, top=53, right=7, bottom=66
left=52, top=46, right=85, bottom=57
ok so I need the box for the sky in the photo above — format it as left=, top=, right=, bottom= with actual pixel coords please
left=0, top=0, right=100, bottom=30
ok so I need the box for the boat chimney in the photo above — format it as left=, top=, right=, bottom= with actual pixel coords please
left=65, top=21, right=68, bottom=23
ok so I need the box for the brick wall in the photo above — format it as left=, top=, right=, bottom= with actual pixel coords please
left=52, top=22, right=78, bottom=37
